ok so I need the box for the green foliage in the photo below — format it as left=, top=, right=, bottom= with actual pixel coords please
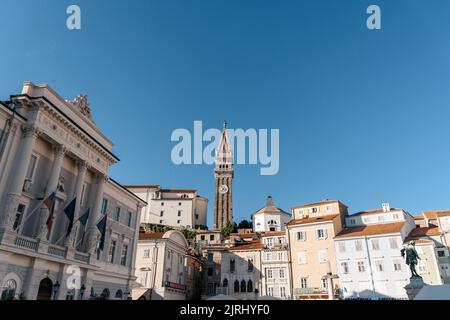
left=141, top=223, right=173, bottom=233
left=222, top=221, right=238, bottom=237
left=237, top=220, right=252, bottom=229
left=181, top=228, right=197, bottom=240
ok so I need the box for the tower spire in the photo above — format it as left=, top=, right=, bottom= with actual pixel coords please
left=223, top=120, right=227, bottom=129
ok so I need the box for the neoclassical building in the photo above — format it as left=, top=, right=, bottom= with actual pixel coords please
left=0, top=82, right=146, bottom=300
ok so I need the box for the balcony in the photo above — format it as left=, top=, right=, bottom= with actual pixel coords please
left=14, top=235, right=39, bottom=251
left=48, top=244, right=67, bottom=258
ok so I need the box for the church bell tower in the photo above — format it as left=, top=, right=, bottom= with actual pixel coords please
left=213, top=121, right=234, bottom=230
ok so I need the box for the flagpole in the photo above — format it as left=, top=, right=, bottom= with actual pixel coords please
left=18, top=191, right=57, bottom=230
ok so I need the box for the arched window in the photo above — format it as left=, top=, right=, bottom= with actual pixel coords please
left=230, top=259, right=235, bottom=273
left=234, top=280, right=239, bottom=293
left=101, top=288, right=110, bottom=300
left=1, top=279, right=17, bottom=300
left=115, top=289, right=123, bottom=299
left=240, top=280, right=246, bottom=293
left=223, top=278, right=228, bottom=288
left=247, top=280, right=253, bottom=293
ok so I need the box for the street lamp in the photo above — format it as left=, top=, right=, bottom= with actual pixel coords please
left=124, top=290, right=131, bottom=300
left=79, top=284, right=86, bottom=300
left=53, top=281, right=60, bottom=300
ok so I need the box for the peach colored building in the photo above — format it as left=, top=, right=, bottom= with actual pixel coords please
left=286, top=200, right=348, bottom=299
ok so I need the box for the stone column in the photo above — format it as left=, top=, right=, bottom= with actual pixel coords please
left=66, top=161, right=88, bottom=248
left=86, top=173, right=107, bottom=255
left=0, top=125, right=40, bottom=231
left=37, top=144, right=66, bottom=240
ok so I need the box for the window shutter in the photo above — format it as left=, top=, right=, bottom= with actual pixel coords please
left=324, top=229, right=328, bottom=239
left=303, top=231, right=306, bottom=241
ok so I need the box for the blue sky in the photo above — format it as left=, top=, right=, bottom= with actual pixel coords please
left=2, top=0, right=450, bottom=226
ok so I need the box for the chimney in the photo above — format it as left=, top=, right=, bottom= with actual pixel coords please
left=266, top=196, right=274, bottom=206
left=382, top=203, right=390, bottom=212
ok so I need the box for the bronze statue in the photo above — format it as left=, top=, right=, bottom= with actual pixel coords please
left=401, top=240, right=422, bottom=278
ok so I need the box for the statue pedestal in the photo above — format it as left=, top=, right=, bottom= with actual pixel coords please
left=404, top=277, right=426, bottom=300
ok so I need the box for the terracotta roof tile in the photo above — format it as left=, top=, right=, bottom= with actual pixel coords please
left=414, top=216, right=424, bottom=220
left=334, top=222, right=405, bottom=239
left=351, top=208, right=401, bottom=216
left=407, top=226, right=440, bottom=237
left=423, top=210, right=450, bottom=219
left=286, top=214, right=339, bottom=226
left=261, top=231, right=286, bottom=237
left=229, top=242, right=264, bottom=251
left=139, top=232, right=165, bottom=240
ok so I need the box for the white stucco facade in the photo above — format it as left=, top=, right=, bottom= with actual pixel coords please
left=252, top=196, right=290, bottom=233
left=0, top=82, right=146, bottom=300
left=126, top=186, right=208, bottom=230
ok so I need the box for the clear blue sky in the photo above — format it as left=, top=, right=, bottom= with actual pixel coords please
left=2, top=0, right=450, bottom=227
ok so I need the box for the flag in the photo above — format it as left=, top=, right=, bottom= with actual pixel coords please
left=45, top=200, right=56, bottom=236
left=78, top=208, right=90, bottom=245
left=42, top=192, right=56, bottom=210
left=64, top=198, right=76, bottom=237
left=96, top=214, right=107, bottom=251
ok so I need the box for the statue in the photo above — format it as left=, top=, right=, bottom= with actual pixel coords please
left=401, top=240, right=422, bottom=278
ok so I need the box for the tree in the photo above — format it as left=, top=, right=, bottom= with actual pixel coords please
left=181, top=228, right=197, bottom=240
left=222, top=222, right=238, bottom=237
left=237, top=220, right=252, bottom=229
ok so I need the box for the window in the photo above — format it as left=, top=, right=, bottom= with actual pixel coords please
left=298, top=251, right=307, bottom=265
left=300, top=278, right=308, bottom=289
left=355, top=240, right=363, bottom=251
left=230, top=259, right=235, bottom=273
left=349, top=219, right=356, bottom=225
left=13, top=204, right=26, bottom=231
left=357, top=261, right=365, bottom=272
left=248, top=259, right=254, bottom=272
left=120, top=244, right=128, bottom=266
left=280, top=286, right=286, bottom=297
left=296, top=231, right=306, bottom=241
left=438, top=250, right=446, bottom=258
left=101, top=198, right=108, bottom=214
left=298, top=209, right=304, bottom=217
left=240, top=280, right=246, bottom=293
left=266, top=238, right=274, bottom=247
left=108, top=240, right=117, bottom=263
left=127, top=211, right=132, bottom=227
left=200, top=235, right=205, bottom=241
left=25, top=154, right=38, bottom=181
left=115, top=290, right=123, bottom=300
left=160, top=211, right=164, bottom=217
left=393, top=259, right=402, bottom=271
left=267, top=269, right=273, bottom=279
left=326, top=205, right=332, bottom=212
left=140, top=272, right=149, bottom=286
left=207, top=268, right=213, bottom=276
left=223, top=278, right=228, bottom=287
left=393, top=213, right=399, bottom=219
left=143, top=249, right=150, bottom=258
left=340, top=262, right=349, bottom=274
left=279, top=268, right=286, bottom=279
left=378, top=215, right=384, bottom=222
left=371, top=239, right=380, bottom=250
left=159, top=220, right=163, bottom=224
left=1, top=279, right=17, bottom=300
left=338, top=242, right=346, bottom=253
left=178, top=211, right=181, bottom=217
left=247, top=280, right=253, bottom=293
left=318, top=250, right=328, bottom=263
left=179, top=202, right=182, bottom=206
left=207, top=253, right=213, bottom=262
left=389, top=238, right=398, bottom=249
left=161, top=202, right=164, bottom=206
left=115, top=207, right=121, bottom=221
left=210, top=235, right=215, bottom=241
left=312, top=207, right=319, bottom=213
left=167, top=250, right=172, bottom=260
left=177, top=220, right=181, bottom=224
left=234, top=280, right=240, bottom=293
left=316, top=229, right=327, bottom=240
left=268, top=287, right=274, bottom=296
left=322, top=278, right=328, bottom=289
left=375, top=260, right=384, bottom=272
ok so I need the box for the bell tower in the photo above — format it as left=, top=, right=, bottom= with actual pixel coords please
left=213, top=121, right=234, bottom=230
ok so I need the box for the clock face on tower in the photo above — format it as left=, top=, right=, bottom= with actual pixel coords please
left=219, top=184, right=229, bottom=194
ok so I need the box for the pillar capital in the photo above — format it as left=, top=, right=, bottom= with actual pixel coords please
left=53, top=144, right=67, bottom=157
left=21, top=125, right=41, bottom=139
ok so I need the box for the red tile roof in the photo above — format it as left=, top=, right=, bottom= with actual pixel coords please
left=334, top=222, right=405, bottom=239
left=407, top=226, right=440, bottom=237
left=261, top=231, right=286, bottom=237
left=286, top=214, right=339, bottom=226
left=139, top=232, right=165, bottom=240
left=229, top=242, right=264, bottom=251
left=351, top=208, right=401, bottom=216
left=423, top=210, right=450, bottom=219
left=414, top=216, right=424, bottom=220
left=124, top=185, right=160, bottom=189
